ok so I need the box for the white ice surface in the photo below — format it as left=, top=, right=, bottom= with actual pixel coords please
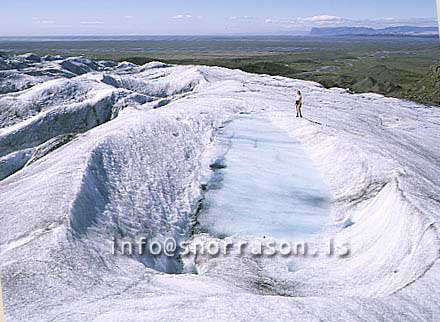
left=0, top=53, right=439, bottom=321
left=199, top=113, right=331, bottom=241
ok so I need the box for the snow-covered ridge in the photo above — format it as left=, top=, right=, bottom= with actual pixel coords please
left=0, top=53, right=439, bottom=321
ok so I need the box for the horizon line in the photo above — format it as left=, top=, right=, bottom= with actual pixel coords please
left=0, top=26, right=438, bottom=39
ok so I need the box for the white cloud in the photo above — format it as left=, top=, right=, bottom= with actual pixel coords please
left=172, top=14, right=193, bottom=19
left=226, top=15, right=260, bottom=25
left=124, top=15, right=134, bottom=19
left=33, top=19, right=73, bottom=29
left=232, top=15, right=256, bottom=20
left=262, top=15, right=346, bottom=28
left=80, top=21, right=104, bottom=25
left=220, top=14, right=438, bottom=35
left=260, top=15, right=437, bottom=30
left=299, top=15, right=344, bottom=25
left=44, top=24, right=73, bottom=29
left=32, top=18, right=57, bottom=25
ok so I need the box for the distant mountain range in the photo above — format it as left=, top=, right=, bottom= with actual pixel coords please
left=311, top=26, right=438, bottom=37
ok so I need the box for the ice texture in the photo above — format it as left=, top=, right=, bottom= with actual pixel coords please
left=199, top=113, right=331, bottom=241
left=0, top=53, right=439, bottom=321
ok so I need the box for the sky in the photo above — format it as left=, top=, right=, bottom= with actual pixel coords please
left=0, top=0, right=437, bottom=36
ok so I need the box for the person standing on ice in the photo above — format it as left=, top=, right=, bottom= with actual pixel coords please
left=295, top=90, right=303, bottom=118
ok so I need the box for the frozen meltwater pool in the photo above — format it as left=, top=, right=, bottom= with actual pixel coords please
left=198, top=113, right=332, bottom=241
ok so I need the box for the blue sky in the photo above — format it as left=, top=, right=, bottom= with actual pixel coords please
left=0, top=0, right=437, bottom=35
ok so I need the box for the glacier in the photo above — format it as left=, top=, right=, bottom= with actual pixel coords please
left=198, top=113, right=332, bottom=241
left=0, top=53, right=439, bottom=321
